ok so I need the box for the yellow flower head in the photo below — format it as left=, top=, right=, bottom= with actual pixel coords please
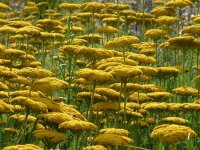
left=93, top=133, right=133, bottom=147
left=105, top=3, right=129, bottom=10
left=59, top=120, right=97, bottom=133
left=0, top=100, right=13, bottom=114
left=168, top=35, right=200, bottom=49
left=10, top=114, right=36, bottom=123
left=16, top=26, right=41, bottom=36
left=76, top=92, right=106, bottom=103
left=151, top=6, right=176, bottom=17
left=83, top=145, right=108, bottom=150
left=182, top=24, right=200, bottom=35
left=92, top=101, right=119, bottom=111
left=127, top=52, right=156, bottom=64
left=153, top=0, right=166, bottom=5
left=142, top=102, right=168, bottom=111
left=76, top=68, right=113, bottom=84
left=108, top=65, right=143, bottom=82
left=95, top=87, right=120, bottom=101
left=100, top=128, right=129, bottom=136
left=0, top=3, right=12, bottom=11
left=2, top=144, right=43, bottom=150
left=165, top=0, right=193, bottom=8
left=16, top=67, right=53, bottom=79
left=0, top=25, right=16, bottom=34
left=105, top=36, right=139, bottom=48
left=147, top=92, right=173, bottom=100
left=156, top=16, right=180, bottom=25
left=33, top=129, right=67, bottom=144
left=151, top=124, right=196, bottom=145
left=81, top=2, right=105, bottom=12
left=97, top=26, right=119, bottom=34
left=145, top=29, right=168, bottom=39
left=144, top=84, right=166, bottom=92
left=172, top=86, right=198, bottom=97
left=128, top=93, right=152, bottom=103
left=161, top=117, right=189, bottom=125
left=11, top=96, right=48, bottom=113
left=31, top=77, right=69, bottom=93
left=58, top=3, right=80, bottom=11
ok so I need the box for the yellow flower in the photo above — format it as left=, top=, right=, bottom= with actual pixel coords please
left=127, top=52, right=156, bottom=64
left=105, top=36, right=139, bottom=48
left=10, top=114, right=36, bottom=123
left=31, top=77, right=69, bottom=93
left=105, top=3, right=129, bottom=10
left=143, top=84, right=166, bottom=92
left=97, top=26, right=119, bottom=34
left=156, top=16, right=180, bottom=25
left=151, top=6, right=176, bottom=16
left=0, top=3, right=12, bottom=11
left=128, top=93, right=152, bottom=103
left=102, top=17, right=125, bottom=24
left=121, top=102, right=141, bottom=110
left=33, top=129, right=67, bottom=143
left=76, top=92, right=106, bottom=103
left=151, top=124, right=196, bottom=145
left=9, top=20, right=32, bottom=28
left=38, top=112, right=79, bottom=125
left=145, top=29, right=167, bottom=39
left=142, top=102, right=168, bottom=110
left=0, top=100, right=13, bottom=114
left=161, top=117, right=189, bottom=125
left=59, top=120, right=97, bottom=133
left=100, top=128, right=129, bottom=136
left=104, top=57, right=138, bottom=66
left=80, top=2, right=105, bottom=12
left=93, top=133, right=133, bottom=147
left=92, top=101, right=119, bottom=111
left=172, top=86, right=198, bottom=97
left=11, top=96, right=48, bottom=113
left=108, top=65, right=143, bottom=82
left=0, top=25, right=16, bottom=34
left=165, top=0, right=193, bottom=8
left=95, top=87, right=120, bottom=101
left=16, top=67, right=53, bottom=79
left=182, top=24, right=200, bottom=35
left=2, top=144, right=43, bottom=150
left=58, top=3, right=80, bottom=11
left=153, top=0, right=166, bottom=5
left=83, top=145, right=108, bottom=150
left=147, top=92, right=173, bottom=100
left=76, top=34, right=102, bottom=43
left=10, top=90, right=44, bottom=98
left=16, top=26, right=41, bottom=36
left=76, top=68, right=113, bottom=84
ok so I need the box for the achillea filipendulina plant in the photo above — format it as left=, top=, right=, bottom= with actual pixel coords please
left=83, top=145, right=108, bottom=150
left=2, top=144, right=43, bottom=150
left=172, top=86, right=198, bottom=102
left=151, top=124, right=196, bottom=149
left=59, top=120, right=97, bottom=150
left=93, top=133, right=133, bottom=148
left=31, top=77, right=68, bottom=94
left=76, top=68, right=112, bottom=119
left=33, top=129, right=67, bottom=149
left=161, top=117, right=189, bottom=125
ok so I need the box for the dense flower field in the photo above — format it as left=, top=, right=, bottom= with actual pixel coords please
left=1, top=0, right=200, bottom=150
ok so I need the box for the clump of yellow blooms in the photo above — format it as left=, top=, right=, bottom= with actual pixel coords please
left=33, top=129, right=67, bottom=143
left=83, top=145, right=108, bottom=150
left=151, top=124, right=196, bottom=145
left=2, top=144, right=43, bottom=150
left=161, top=117, right=189, bottom=125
